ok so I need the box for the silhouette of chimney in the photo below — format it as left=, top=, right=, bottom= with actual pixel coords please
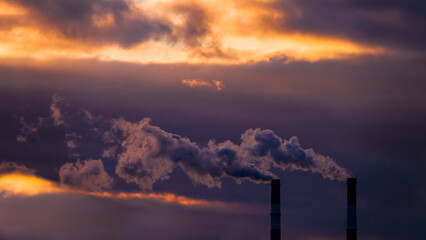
left=271, top=179, right=281, bottom=240
left=347, top=178, right=357, bottom=240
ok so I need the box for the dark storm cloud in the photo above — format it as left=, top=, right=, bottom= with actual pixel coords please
left=274, top=0, right=426, bottom=50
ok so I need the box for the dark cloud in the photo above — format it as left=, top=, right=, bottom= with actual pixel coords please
left=4, top=0, right=426, bottom=53
left=4, top=0, right=171, bottom=47
left=171, top=3, right=211, bottom=47
left=5, top=0, right=221, bottom=48
left=273, top=0, right=426, bottom=50
left=0, top=161, right=35, bottom=175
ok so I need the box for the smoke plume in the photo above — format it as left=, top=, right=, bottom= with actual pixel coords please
left=109, top=118, right=352, bottom=190
left=59, top=159, right=114, bottom=191
left=16, top=95, right=353, bottom=191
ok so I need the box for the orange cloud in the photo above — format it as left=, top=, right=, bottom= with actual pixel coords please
left=182, top=79, right=224, bottom=90
left=0, top=1, right=27, bottom=16
left=0, top=173, right=65, bottom=197
left=0, top=172, right=223, bottom=208
left=0, top=0, right=386, bottom=65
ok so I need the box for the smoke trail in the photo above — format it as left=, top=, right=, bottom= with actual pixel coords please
left=59, top=159, right=114, bottom=191
left=18, top=94, right=352, bottom=191
left=108, top=118, right=352, bottom=190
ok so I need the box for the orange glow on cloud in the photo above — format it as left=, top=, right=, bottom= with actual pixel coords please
left=0, top=0, right=385, bottom=64
left=81, top=191, right=212, bottom=206
left=0, top=173, right=215, bottom=207
left=0, top=173, right=65, bottom=197
left=0, top=1, right=27, bottom=16
left=182, top=79, right=224, bottom=90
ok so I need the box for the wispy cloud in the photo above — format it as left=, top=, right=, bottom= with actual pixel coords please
left=16, top=116, right=45, bottom=142
left=50, top=94, right=66, bottom=126
left=64, top=132, right=82, bottom=150
left=16, top=94, right=67, bottom=142
left=181, top=79, right=224, bottom=90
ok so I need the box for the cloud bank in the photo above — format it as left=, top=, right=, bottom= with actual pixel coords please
left=0, top=0, right=387, bottom=63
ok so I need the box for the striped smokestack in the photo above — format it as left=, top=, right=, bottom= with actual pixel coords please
left=347, top=178, right=357, bottom=240
left=270, top=179, right=281, bottom=240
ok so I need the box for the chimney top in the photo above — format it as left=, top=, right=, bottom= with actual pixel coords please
left=271, top=179, right=280, bottom=185
left=347, top=178, right=356, bottom=185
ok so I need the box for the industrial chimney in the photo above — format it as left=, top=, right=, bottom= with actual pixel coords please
left=270, top=179, right=281, bottom=240
left=347, top=178, right=357, bottom=240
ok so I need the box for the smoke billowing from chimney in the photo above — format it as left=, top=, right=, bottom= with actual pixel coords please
left=347, top=178, right=357, bottom=240
left=22, top=95, right=353, bottom=192
left=106, top=118, right=352, bottom=190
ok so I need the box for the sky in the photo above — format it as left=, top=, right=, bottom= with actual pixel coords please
left=0, top=0, right=425, bottom=239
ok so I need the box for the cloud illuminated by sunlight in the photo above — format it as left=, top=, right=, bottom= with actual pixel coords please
left=0, top=173, right=219, bottom=207
left=182, top=79, right=224, bottom=90
left=0, top=1, right=27, bottom=16
left=0, top=173, right=65, bottom=197
left=0, top=0, right=386, bottom=65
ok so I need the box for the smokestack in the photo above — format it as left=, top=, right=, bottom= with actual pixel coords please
left=347, top=178, right=357, bottom=240
left=270, top=179, right=281, bottom=240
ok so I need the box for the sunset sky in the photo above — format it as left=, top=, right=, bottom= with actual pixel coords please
left=1, top=0, right=425, bottom=240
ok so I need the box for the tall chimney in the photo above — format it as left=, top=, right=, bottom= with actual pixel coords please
left=347, top=178, right=357, bottom=240
left=270, top=179, right=281, bottom=240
